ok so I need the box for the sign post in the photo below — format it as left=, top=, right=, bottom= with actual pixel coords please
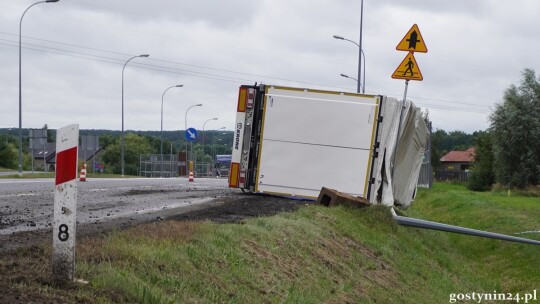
left=391, top=24, right=428, bottom=177
left=185, top=128, right=198, bottom=142
left=185, top=128, right=198, bottom=175
left=52, top=124, right=79, bottom=283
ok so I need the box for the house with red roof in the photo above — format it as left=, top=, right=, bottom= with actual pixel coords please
left=440, top=147, right=476, bottom=172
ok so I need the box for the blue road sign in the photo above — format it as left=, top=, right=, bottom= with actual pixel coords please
left=185, top=128, right=198, bottom=142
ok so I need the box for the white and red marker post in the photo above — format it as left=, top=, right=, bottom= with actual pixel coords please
left=52, top=124, right=79, bottom=283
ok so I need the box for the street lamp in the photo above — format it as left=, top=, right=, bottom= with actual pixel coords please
left=184, top=104, right=202, bottom=175
left=160, top=84, right=183, bottom=178
left=18, top=0, right=60, bottom=177
left=212, top=128, right=226, bottom=170
left=202, top=118, right=218, bottom=175
left=340, top=73, right=358, bottom=82
left=333, top=32, right=366, bottom=93
left=121, top=54, right=149, bottom=177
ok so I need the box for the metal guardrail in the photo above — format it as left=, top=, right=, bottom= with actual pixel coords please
left=391, top=208, right=540, bottom=246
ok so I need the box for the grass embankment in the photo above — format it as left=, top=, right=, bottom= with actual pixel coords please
left=405, top=183, right=540, bottom=292
left=4, top=183, right=540, bottom=303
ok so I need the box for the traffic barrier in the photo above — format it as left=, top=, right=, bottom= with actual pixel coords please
left=79, top=164, right=87, bottom=182
left=188, top=171, right=194, bottom=182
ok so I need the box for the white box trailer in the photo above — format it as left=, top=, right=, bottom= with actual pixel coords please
left=229, top=84, right=429, bottom=209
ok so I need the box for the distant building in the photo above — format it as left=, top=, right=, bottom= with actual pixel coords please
left=32, top=142, right=56, bottom=172
left=440, top=147, right=475, bottom=172
left=32, top=143, right=103, bottom=172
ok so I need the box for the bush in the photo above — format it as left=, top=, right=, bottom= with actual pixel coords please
left=466, top=132, right=495, bottom=191
left=467, top=170, right=493, bottom=191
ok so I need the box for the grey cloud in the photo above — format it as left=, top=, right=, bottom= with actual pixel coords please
left=65, top=0, right=258, bottom=28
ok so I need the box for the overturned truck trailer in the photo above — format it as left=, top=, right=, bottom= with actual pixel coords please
left=228, top=84, right=428, bottom=209
left=228, top=84, right=540, bottom=246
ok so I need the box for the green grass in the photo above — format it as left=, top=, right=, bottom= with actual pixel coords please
left=0, top=172, right=56, bottom=179
left=404, top=183, right=540, bottom=293
left=4, top=183, right=538, bottom=303
left=407, top=183, right=539, bottom=233
left=72, top=183, right=540, bottom=303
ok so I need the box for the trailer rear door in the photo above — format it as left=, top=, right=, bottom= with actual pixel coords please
left=254, top=86, right=380, bottom=199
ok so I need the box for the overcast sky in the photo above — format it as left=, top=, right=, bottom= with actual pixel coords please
left=1, top=0, right=537, bottom=134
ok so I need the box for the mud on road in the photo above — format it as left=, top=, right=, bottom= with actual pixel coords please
left=1, top=189, right=311, bottom=253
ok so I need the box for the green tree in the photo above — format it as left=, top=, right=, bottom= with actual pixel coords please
left=443, top=130, right=473, bottom=151
left=431, top=129, right=447, bottom=171
left=101, top=133, right=155, bottom=175
left=467, top=131, right=495, bottom=191
left=0, top=142, right=18, bottom=169
left=99, top=134, right=116, bottom=148
left=490, top=68, right=540, bottom=188
left=143, top=134, right=161, bottom=153
left=22, top=152, right=33, bottom=171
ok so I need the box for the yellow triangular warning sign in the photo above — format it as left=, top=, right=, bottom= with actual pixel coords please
left=392, top=52, right=423, bottom=81
left=396, top=24, right=428, bottom=53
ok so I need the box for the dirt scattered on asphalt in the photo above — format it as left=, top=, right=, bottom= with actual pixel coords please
left=171, top=193, right=313, bottom=223
left=112, top=188, right=181, bottom=196
left=0, top=191, right=314, bottom=303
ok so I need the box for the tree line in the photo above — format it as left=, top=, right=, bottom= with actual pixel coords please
left=0, top=130, right=233, bottom=175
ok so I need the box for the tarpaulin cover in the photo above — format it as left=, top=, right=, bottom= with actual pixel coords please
left=371, top=97, right=428, bottom=209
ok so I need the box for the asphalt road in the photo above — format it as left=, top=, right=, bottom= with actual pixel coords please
left=0, top=177, right=232, bottom=235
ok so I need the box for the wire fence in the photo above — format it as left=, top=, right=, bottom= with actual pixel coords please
left=417, top=162, right=433, bottom=188
left=435, top=170, right=471, bottom=182
left=417, top=121, right=433, bottom=189
left=139, top=154, right=179, bottom=177
left=139, top=154, right=230, bottom=178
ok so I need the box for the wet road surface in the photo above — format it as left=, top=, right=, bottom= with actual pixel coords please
left=0, top=177, right=232, bottom=235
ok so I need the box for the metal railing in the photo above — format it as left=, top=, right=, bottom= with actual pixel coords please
left=391, top=208, right=540, bottom=246
left=139, top=154, right=178, bottom=177
left=435, top=170, right=471, bottom=182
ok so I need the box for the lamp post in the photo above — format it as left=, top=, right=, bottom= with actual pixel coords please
left=121, top=54, right=149, bottom=177
left=359, top=0, right=364, bottom=93
left=212, top=129, right=226, bottom=169
left=184, top=104, right=202, bottom=175
left=340, top=73, right=358, bottom=83
left=160, top=84, right=183, bottom=178
left=202, top=118, right=218, bottom=176
left=18, top=0, right=60, bottom=177
left=333, top=33, right=366, bottom=93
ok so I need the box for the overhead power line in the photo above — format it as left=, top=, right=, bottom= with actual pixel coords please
left=0, top=35, right=352, bottom=89
left=0, top=32, right=494, bottom=114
